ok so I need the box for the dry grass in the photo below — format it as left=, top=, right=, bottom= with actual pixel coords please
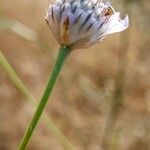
left=0, top=0, right=149, bottom=150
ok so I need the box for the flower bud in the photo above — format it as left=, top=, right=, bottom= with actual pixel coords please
left=46, top=0, right=129, bottom=49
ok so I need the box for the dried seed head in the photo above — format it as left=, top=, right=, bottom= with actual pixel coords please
left=46, top=0, right=129, bottom=49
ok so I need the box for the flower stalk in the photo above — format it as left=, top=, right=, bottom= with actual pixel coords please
left=19, top=45, right=72, bottom=150
left=19, top=0, right=129, bottom=149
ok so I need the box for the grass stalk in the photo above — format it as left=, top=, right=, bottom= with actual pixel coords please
left=0, top=50, right=74, bottom=150
left=18, top=46, right=72, bottom=150
left=101, top=1, right=131, bottom=149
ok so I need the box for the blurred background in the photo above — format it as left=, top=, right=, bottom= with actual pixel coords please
left=0, top=0, right=149, bottom=150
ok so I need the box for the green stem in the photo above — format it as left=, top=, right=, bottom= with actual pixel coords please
left=19, top=46, right=72, bottom=150
left=0, top=51, right=33, bottom=100
left=0, top=50, right=74, bottom=150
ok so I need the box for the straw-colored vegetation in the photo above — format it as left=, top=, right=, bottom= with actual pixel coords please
left=0, top=0, right=149, bottom=150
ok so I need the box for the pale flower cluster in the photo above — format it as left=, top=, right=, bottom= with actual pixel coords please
left=46, top=0, right=129, bottom=49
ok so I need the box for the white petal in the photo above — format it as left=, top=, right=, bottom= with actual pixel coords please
left=46, top=6, right=60, bottom=43
left=101, top=14, right=129, bottom=37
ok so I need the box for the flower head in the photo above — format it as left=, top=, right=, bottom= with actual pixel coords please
left=45, top=0, right=129, bottom=49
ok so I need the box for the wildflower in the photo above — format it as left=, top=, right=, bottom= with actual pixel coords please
left=46, top=0, right=129, bottom=49
left=19, top=1, right=129, bottom=149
